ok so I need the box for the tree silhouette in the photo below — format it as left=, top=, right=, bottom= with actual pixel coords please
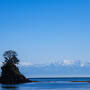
left=3, top=50, right=19, bottom=65
left=0, top=50, right=31, bottom=84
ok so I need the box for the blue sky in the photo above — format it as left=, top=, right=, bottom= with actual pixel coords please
left=0, top=0, right=90, bottom=64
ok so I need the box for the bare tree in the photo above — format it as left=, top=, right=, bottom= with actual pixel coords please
left=3, top=50, right=19, bottom=64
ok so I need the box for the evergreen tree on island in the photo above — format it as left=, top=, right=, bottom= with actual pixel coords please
left=0, top=50, right=32, bottom=84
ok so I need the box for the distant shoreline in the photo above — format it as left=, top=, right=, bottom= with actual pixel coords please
left=29, top=77, right=90, bottom=83
left=29, top=77, right=90, bottom=79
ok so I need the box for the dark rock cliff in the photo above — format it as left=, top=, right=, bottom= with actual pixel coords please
left=0, top=62, right=32, bottom=84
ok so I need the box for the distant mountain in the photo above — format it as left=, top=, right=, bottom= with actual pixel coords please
left=19, top=61, right=90, bottom=78
left=0, top=60, right=90, bottom=78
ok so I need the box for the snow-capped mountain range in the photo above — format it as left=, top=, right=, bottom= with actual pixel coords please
left=18, top=60, right=90, bottom=78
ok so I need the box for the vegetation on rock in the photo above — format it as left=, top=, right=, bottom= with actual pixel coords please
left=0, top=50, right=32, bottom=84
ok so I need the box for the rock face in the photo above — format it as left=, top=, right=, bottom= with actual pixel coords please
left=0, top=63, right=32, bottom=84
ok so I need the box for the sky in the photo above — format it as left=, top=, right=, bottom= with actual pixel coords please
left=0, top=0, right=90, bottom=64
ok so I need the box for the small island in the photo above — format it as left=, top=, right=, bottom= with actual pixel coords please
left=0, top=50, right=32, bottom=84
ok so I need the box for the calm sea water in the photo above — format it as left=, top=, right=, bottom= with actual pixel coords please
left=0, top=77, right=90, bottom=90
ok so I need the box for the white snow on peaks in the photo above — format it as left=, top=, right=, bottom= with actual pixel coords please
left=20, top=62, right=33, bottom=66
left=62, top=60, right=76, bottom=65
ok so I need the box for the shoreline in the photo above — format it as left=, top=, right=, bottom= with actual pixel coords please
left=72, top=81, right=90, bottom=83
left=29, top=77, right=90, bottom=79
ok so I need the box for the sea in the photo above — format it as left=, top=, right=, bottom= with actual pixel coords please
left=0, top=77, right=90, bottom=90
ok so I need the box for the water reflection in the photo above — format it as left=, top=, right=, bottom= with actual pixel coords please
left=1, top=84, right=18, bottom=90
